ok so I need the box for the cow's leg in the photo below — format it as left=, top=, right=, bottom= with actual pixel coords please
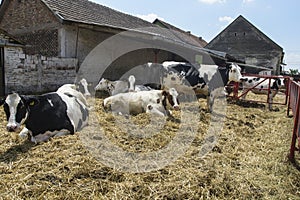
left=146, top=104, right=166, bottom=116
left=19, top=127, right=29, bottom=139
left=241, top=87, right=247, bottom=100
left=31, top=130, right=71, bottom=143
left=208, top=93, right=214, bottom=112
left=53, top=130, right=71, bottom=137
left=268, top=91, right=274, bottom=110
left=268, top=90, right=279, bottom=111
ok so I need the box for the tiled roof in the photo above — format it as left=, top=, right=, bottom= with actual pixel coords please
left=41, top=0, right=210, bottom=52
left=153, top=19, right=207, bottom=48
left=42, top=0, right=156, bottom=30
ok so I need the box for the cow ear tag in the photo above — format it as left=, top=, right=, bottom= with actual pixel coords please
left=29, top=101, right=35, bottom=106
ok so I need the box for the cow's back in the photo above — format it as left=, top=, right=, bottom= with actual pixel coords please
left=57, top=92, right=89, bottom=132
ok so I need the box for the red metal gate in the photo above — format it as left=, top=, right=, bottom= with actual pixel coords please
left=288, top=80, right=300, bottom=162
left=228, top=74, right=290, bottom=106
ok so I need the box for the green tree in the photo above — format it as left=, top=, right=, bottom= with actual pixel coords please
left=289, top=69, right=299, bottom=75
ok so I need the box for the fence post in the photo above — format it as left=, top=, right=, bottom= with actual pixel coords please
left=289, top=85, right=300, bottom=163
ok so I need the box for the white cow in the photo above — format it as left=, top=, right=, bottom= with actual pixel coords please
left=128, top=75, right=153, bottom=92
left=94, top=78, right=129, bottom=96
left=94, top=76, right=154, bottom=96
left=78, top=78, right=91, bottom=97
left=103, top=88, right=179, bottom=116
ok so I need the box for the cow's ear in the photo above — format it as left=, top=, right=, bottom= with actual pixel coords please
left=21, top=95, right=39, bottom=107
left=162, top=90, right=168, bottom=97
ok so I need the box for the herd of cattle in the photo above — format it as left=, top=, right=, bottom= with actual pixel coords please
left=0, top=61, right=289, bottom=143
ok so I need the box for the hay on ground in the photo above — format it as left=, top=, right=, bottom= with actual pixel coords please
left=0, top=92, right=299, bottom=199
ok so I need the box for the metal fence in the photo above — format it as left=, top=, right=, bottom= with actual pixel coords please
left=287, top=80, right=300, bottom=163
left=228, top=74, right=290, bottom=106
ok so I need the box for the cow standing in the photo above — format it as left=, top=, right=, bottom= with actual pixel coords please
left=156, top=61, right=243, bottom=112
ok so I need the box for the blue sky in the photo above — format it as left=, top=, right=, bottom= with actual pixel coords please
left=90, top=0, right=300, bottom=71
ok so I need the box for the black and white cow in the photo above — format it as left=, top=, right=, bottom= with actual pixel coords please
left=239, top=76, right=287, bottom=110
left=155, top=61, right=243, bottom=112
left=0, top=84, right=89, bottom=143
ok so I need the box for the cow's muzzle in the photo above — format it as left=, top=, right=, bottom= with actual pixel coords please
left=7, top=125, right=19, bottom=132
left=173, top=105, right=180, bottom=111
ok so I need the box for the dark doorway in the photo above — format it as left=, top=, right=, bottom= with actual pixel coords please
left=0, top=47, right=5, bottom=97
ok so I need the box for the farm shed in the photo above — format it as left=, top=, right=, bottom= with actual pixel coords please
left=0, top=0, right=237, bottom=92
left=205, top=15, right=284, bottom=75
left=0, top=0, right=240, bottom=91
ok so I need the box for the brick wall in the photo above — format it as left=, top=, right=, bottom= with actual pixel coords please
left=0, top=0, right=60, bottom=34
left=0, top=0, right=61, bottom=57
left=4, top=47, right=77, bottom=94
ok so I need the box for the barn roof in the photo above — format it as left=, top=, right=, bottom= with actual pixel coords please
left=40, top=0, right=214, bottom=54
left=0, top=0, right=238, bottom=62
left=41, top=0, right=156, bottom=30
left=0, top=28, right=25, bottom=47
left=153, top=19, right=208, bottom=48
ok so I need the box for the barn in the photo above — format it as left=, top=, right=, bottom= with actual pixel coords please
left=0, top=0, right=239, bottom=93
left=205, top=15, right=284, bottom=75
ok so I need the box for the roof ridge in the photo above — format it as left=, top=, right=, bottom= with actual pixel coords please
left=154, top=19, right=207, bottom=47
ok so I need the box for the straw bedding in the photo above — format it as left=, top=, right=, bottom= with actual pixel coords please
left=0, top=93, right=299, bottom=199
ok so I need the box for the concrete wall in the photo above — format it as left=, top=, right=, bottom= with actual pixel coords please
left=4, top=47, right=77, bottom=94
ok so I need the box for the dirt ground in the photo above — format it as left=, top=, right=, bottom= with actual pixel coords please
left=0, top=92, right=299, bottom=200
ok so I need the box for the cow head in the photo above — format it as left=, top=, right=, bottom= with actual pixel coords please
left=1, top=93, right=38, bottom=132
left=228, top=63, right=243, bottom=82
left=94, top=78, right=111, bottom=91
left=79, top=78, right=91, bottom=97
left=162, top=88, right=180, bottom=111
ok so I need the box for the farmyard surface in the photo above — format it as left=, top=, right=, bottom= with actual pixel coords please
left=0, top=93, right=299, bottom=199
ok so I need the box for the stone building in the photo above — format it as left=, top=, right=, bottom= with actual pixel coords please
left=0, top=0, right=237, bottom=93
left=205, top=15, right=284, bottom=74
left=0, top=28, right=78, bottom=94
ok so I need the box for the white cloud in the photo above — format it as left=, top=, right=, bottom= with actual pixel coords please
left=136, top=13, right=165, bottom=23
left=218, top=16, right=233, bottom=23
left=243, top=0, right=255, bottom=3
left=198, top=0, right=226, bottom=4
